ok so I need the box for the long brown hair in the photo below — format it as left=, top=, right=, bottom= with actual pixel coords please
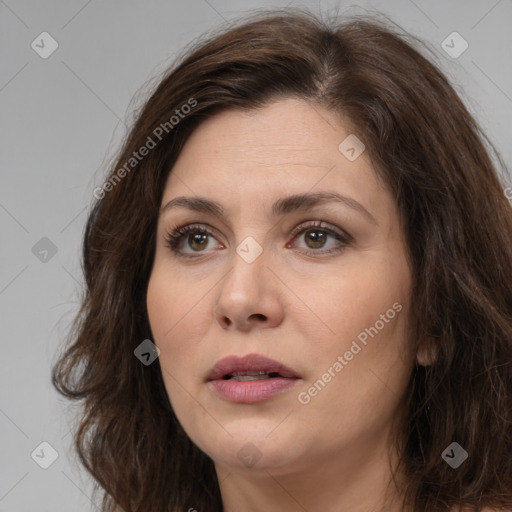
left=51, top=7, right=512, bottom=512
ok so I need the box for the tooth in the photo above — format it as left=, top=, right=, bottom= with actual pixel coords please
left=231, top=374, right=271, bottom=381
left=230, top=370, right=269, bottom=377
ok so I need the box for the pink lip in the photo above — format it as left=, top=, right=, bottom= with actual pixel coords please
left=207, top=353, right=300, bottom=403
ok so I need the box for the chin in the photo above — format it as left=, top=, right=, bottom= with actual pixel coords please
left=191, top=421, right=308, bottom=473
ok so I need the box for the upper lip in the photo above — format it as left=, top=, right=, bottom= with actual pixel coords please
left=207, top=353, right=300, bottom=381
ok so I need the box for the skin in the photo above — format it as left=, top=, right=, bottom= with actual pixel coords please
left=146, top=97, right=432, bottom=511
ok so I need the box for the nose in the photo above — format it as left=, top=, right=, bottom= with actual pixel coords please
left=214, top=247, right=284, bottom=332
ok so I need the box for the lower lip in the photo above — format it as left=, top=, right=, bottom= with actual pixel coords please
left=209, top=377, right=299, bottom=403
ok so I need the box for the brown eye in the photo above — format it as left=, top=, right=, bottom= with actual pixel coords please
left=186, top=231, right=209, bottom=251
left=165, top=224, right=222, bottom=258
left=303, top=228, right=328, bottom=249
left=288, top=221, right=351, bottom=256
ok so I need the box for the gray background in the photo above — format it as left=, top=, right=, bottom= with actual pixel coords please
left=1, top=0, right=511, bottom=510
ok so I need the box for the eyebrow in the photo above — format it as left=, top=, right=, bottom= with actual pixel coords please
left=160, top=191, right=377, bottom=225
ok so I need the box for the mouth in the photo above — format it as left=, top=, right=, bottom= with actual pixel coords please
left=207, top=353, right=299, bottom=381
left=207, top=353, right=300, bottom=403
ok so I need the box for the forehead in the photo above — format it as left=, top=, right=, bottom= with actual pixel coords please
left=176, top=98, right=352, bottom=164
left=160, top=98, right=392, bottom=221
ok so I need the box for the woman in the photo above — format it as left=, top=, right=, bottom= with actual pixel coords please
left=51, top=7, right=512, bottom=512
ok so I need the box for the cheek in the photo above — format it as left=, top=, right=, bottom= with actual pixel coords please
left=146, top=270, right=206, bottom=424
left=296, top=251, right=411, bottom=363
left=147, top=269, right=189, bottom=390
left=293, top=252, right=413, bottom=425
left=146, top=266, right=213, bottom=389
left=146, top=262, right=209, bottom=343
left=296, top=304, right=412, bottom=446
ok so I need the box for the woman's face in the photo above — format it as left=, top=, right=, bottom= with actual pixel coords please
left=146, top=97, right=414, bottom=477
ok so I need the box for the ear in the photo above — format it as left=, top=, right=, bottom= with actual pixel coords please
left=416, top=335, right=439, bottom=366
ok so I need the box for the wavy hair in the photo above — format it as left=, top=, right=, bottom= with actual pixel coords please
left=51, top=7, right=512, bottom=512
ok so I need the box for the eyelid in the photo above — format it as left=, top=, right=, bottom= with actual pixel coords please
left=289, top=220, right=352, bottom=243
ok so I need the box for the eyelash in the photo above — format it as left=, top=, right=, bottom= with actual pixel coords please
left=164, top=220, right=352, bottom=259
